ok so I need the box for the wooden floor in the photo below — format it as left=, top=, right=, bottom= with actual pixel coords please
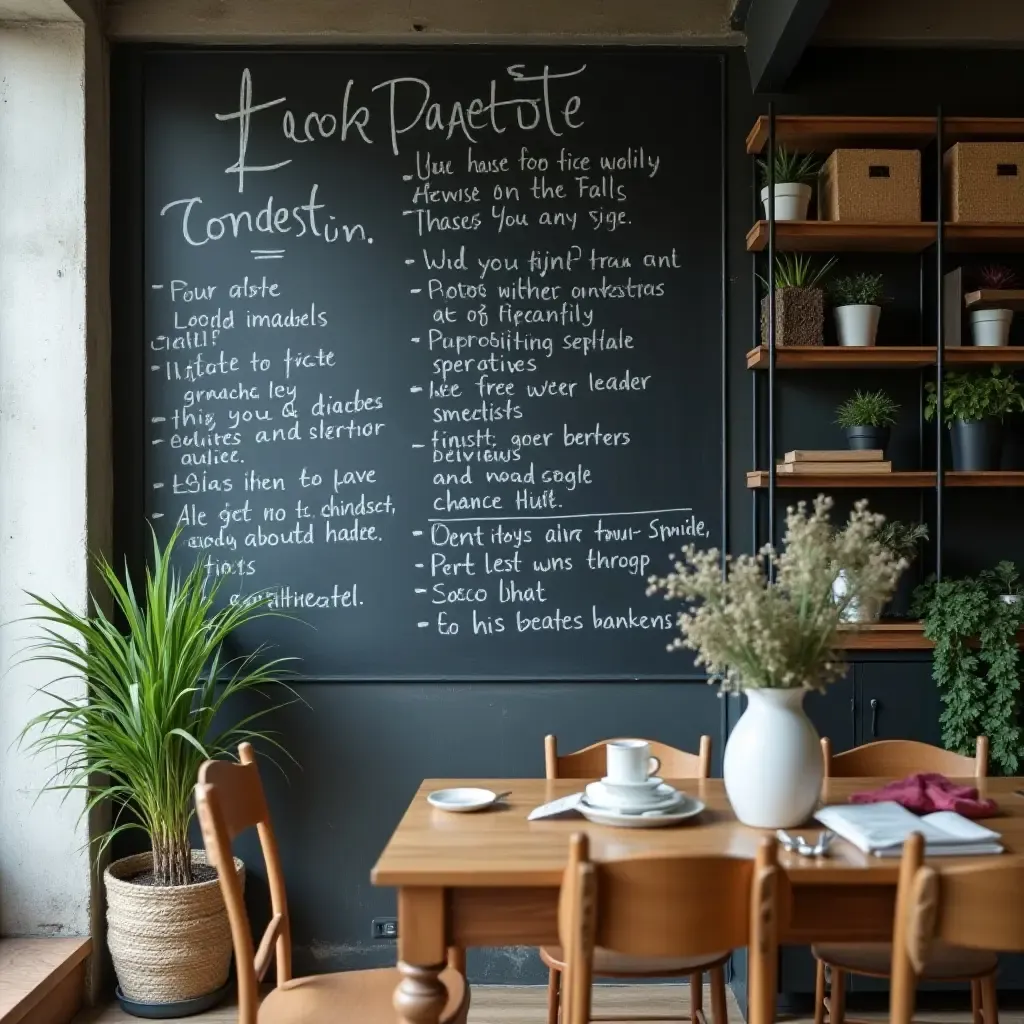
left=73, top=982, right=1014, bottom=1024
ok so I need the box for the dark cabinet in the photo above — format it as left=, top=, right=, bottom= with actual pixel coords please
left=856, top=661, right=943, bottom=748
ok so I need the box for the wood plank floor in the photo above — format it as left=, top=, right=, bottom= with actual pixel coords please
left=73, top=982, right=1014, bottom=1024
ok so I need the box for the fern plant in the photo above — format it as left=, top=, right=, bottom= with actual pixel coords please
left=913, top=572, right=1024, bottom=774
left=21, top=527, right=294, bottom=886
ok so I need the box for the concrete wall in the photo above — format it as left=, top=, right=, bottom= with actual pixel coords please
left=0, top=20, right=92, bottom=937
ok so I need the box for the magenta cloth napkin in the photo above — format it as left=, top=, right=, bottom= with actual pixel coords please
left=849, top=772, right=998, bottom=819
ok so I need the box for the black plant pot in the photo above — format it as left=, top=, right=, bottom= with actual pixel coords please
left=950, top=417, right=1002, bottom=471
left=846, top=424, right=890, bottom=453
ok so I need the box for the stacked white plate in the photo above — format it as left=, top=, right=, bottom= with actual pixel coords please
left=578, top=777, right=704, bottom=829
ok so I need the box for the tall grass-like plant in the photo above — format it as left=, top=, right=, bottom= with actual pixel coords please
left=21, top=528, right=292, bottom=887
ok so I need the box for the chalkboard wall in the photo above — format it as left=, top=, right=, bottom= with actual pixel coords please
left=142, top=50, right=725, bottom=679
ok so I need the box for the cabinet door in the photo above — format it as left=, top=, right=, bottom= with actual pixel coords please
left=855, top=660, right=942, bottom=747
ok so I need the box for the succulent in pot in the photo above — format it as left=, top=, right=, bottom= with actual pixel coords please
left=970, top=265, right=1019, bottom=348
left=758, top=146, right=820, bottom=222
left=835, top=388, right=899, bottom=454
left=925, top=366, right=1024, bottom=471
left=20, top=528, right=294, bottom=1015
left=830, top=272, right=885, bottom=348
left=759, top=253, right=836, bottom=348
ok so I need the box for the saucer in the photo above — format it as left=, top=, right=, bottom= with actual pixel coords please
left=585, top=780, right=682, bottom=812
left=427, top=788, right=501, bottom=813
left=601, top=775, right=664, bottom=789
left=578, top=794, right=705, bottom=829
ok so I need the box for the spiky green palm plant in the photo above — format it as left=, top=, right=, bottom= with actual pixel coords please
left=21, top=528, right=292, bottom=886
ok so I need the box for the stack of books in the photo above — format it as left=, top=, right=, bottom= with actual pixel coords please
left=776, top=449, right=891, bottom=476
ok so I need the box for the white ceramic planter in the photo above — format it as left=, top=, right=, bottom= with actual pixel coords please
left=723, top=688, right=823, bottom=829
left=835, top=304, right=881, bottom=347
left=1001, top=594, right=1021, bottom=606
left=832, top=569, right=880, bottom=623
left=760, top=182, right=812, bottom=222
left=970, top=308, right=1013, bottom=348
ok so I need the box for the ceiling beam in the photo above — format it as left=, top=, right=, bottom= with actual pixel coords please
left=744, top=0, right=833, bottom=92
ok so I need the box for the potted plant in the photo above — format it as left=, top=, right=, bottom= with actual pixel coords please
left=982, top=559, right=1022, bottom=606
left=970, top=265, right=1018, bottom=348
left=924, top=366, right=1024, bottom=471
left=834, top=388, right=900, bottom=453
left=759, top=253, right=836, bottom=348
left=648, top=496, right=904, bottom=828
left=913, top=570, right=1024, bottom=774
left=830, top=272, right=885, bottom=347
left=21, top=529, right=292, bottom=1017
left=758, top=145, right=819, bottom=221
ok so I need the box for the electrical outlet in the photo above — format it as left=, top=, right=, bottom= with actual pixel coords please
left=371, top=917, right=398, bottom=940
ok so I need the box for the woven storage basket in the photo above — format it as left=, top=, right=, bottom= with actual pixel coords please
left=945, top=142, right=1024, bottom=223
left=760, top=287, right=824, bottom=347
left=819, top=149, right=921, bottom=222
left=106, top=850, right=244, bottom=1005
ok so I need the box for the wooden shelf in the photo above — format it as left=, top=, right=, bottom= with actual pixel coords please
left=946, top=224, right=1024, bottom=252
left=746, top=470, right=1024, bottom=489
left=964, top=289, right=1024, bottom=311
left=838, top=622, right=932, bottom=651
left=745, top=345, right=1024, bottom=369
left=746, top=221, right=935, bottom=253
left=746, top=116, right=1024, bottom=155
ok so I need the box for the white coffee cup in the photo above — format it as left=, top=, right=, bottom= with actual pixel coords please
left=605, top=739, right=660, bottom=784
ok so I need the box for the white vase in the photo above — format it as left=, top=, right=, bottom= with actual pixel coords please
left=835, top=304, right=881, bottom=347
left=831, top=569, right=880, bottom=623
left=724, top=688, right=823, bottom=829
left=760, top=182, right=812, bottom=221
left=970, top=308, right=1012, bottom=347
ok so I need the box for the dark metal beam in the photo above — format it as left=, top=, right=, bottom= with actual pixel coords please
left=744, top=0, right=833, bottom=93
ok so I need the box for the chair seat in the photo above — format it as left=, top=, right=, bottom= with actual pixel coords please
left=540, top=945, right=728, bottom=977
left=259, top=966, right=468, bottom=1024
left=813, top=942, right=998, bottom=980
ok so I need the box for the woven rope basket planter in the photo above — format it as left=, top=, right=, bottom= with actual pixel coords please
left=106, top=850, right=244, bottom=1005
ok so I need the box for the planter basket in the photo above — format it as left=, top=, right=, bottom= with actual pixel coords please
left=819, top=149, right=921, bottom=222
left=760, top=286, right=823, bottom=347
left=106, top=851, right=244, bottom=1006
left=945, top=142, right=1024, bottom=223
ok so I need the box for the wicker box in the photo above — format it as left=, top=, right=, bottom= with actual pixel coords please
left=819, top=149, right=921, bottom=222
left=944, top=142, right=1024, bottom=223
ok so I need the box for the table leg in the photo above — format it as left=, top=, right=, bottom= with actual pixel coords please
left=396, top=888, right=449, bottom=1024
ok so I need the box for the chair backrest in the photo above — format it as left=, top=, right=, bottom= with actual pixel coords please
left=544, top=735, right=713, bottom=780
left=890, top=832, right=1024, bottom=1024
left=195, top=743, right=292, bottom=1024
left=821, top=736, right=988, bottom=779
left=558, top=834, right=782, bottom=1024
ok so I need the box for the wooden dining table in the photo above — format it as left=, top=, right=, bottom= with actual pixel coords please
left=371, top=776, right=1024, bottom=1024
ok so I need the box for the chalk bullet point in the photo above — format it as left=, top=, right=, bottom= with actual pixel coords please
left=413, top=530, right=424, bottom=537
left=415, top=588, right=427, bottom=594
left=410, top=386, right=423, bottom=393
left=152, top=482, right=164, bottom=489
left=151, top=438, right=164, bottom=445
left=411, top=337, right=421, bottom=343
left=405, top=259, right=415, bottom=265
left=150, top=365, right=161, bottom=371
left=412, top=443, right=425, bottom=449
left=417, top=621, right=429, bottom=628
left=403, top=174, right=414, bottom=181
left=151, top=283, right=164, bottom=290
left=410, top=288, right=422, bottom=294
left=152, top=512, right=164, bottom=519
left=151, top=416, right=166, bottom=423
left=415, top=563, right=424, bottom=568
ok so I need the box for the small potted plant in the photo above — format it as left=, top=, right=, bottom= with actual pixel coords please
left=758, top=145, right=819, bottom=221
left=982, top=559, right=1022, bottom=606
left=925, top=366, right=1024, bottom=471
left=648, top=497, right=903, bottom=829
left=21, top=529, right=293, bottom=1017
left=835, top=388, right=899, bottom=453
left=830, top=272, right=885, bottom=347
left=759, top=253, right=836, bottom=348
left=970, top=265, right=1019, bottom=348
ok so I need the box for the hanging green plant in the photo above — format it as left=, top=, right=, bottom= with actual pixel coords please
left=912, top=568, right=1024, bottom=775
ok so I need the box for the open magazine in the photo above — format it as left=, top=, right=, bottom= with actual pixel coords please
left=815, top=801, right=1003, bottom=857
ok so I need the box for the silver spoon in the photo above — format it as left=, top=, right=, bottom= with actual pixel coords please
left=777, top=829, right=834, bottom=857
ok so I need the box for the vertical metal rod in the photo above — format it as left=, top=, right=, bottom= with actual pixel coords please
left=767, top=103, right=777, bottom=562
left=720, top=60, right=729, bottom=573
left=935, top=106, right=945, bottom=581
left=751, top=121, right=761, bottom=556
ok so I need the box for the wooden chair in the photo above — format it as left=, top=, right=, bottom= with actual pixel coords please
left=890, top=831, right=1022, bottom=1024
left=542, top=735, right=714, bottom=1024
left=813, top=736, right=991, bottom=1024
left=195, top=743, right=470, bottom=1024
left=558, top=832, right=783, bottom=1024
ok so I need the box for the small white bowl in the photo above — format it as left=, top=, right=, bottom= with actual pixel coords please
left=427, top=788, right=500, bottom=813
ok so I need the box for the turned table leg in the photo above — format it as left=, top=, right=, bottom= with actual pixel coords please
left=394, top=961, right=449, bottom=1024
